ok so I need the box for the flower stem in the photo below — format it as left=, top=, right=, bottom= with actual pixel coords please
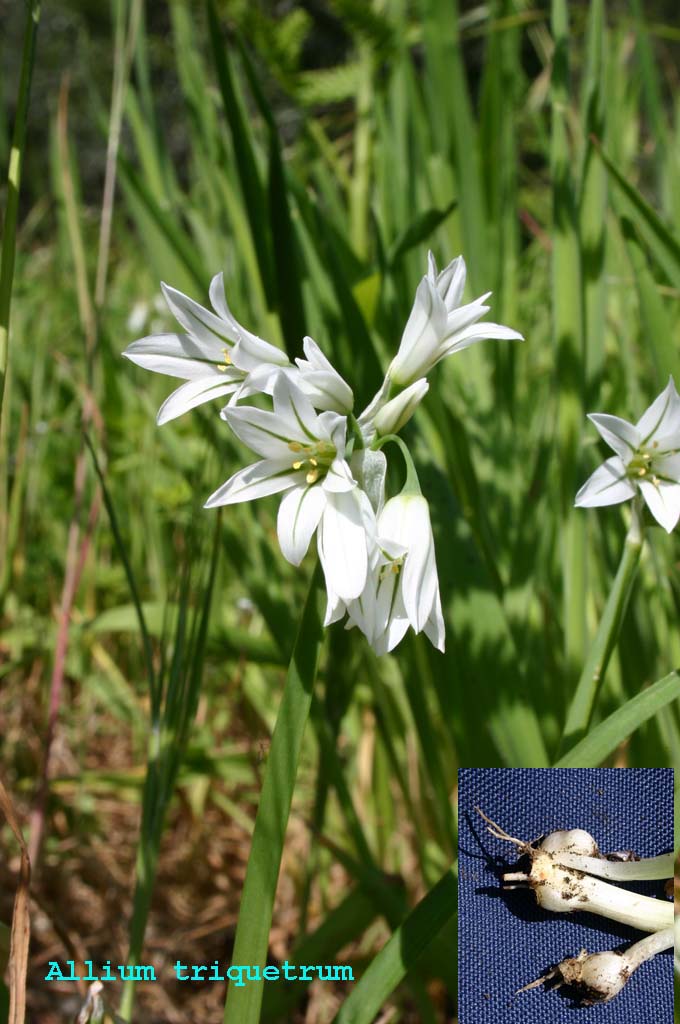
left=558, top=500, right=644, bottom=755
left=371, top=433, right=422, bottom=495
left=222, top=562, right=324, bottom=1024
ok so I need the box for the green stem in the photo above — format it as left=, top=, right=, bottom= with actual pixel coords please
left=558, top=500, right=644, bottom=754
left=371, top=434, right=421, bottom=495
left=223, top=562, right=324, bottom=1024
left=0, top=0, right=40, bottom=415
left=118, top=733, right=163, bottom=1021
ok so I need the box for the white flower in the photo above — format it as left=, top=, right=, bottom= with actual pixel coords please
left=294, top=336, right=354, bottom=413
left=123, top=273, right=289, bottom=424
left=327, top=492, right=445, bottom=655
left=575, top=377, right=680, bottom=532
left=388, top=252, right=523, bottom=388
left=205, top=375, right=373, bottom=601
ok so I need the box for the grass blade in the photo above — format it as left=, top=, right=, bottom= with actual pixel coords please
left=559, top=506, right=643, bottom=752
left=555, top=669, right=680, bottom=767
left=332, top=867, right=456, bottom=1024
left=223, top=562, right=325, bottom=1024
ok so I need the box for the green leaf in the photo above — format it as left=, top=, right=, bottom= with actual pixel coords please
left=223, top=564, right=324, bottom=1024
left=593, top=137, right=680, bottom=292
left=555, top=669, right=680, bottom=767
left=386, top=201, right=457, bottom=268
left=332, top=867, right=456, bottom=1024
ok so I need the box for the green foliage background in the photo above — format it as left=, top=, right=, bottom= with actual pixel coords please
left=1, top=1, right=679, bottom=1021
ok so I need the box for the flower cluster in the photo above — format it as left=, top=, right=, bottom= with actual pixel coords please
left=124, top=254, right=522, bottom=654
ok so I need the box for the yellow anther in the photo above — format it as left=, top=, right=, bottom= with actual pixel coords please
left=306, top=470, right=319, bottom=484
left=652, top=440, right=659, bottom=448
left=217, top=363, right=230, bottom=372
left=292, top=460, right=304, bottom=470
left=391, top=563, right=400, bottom=574
left=289, top=442, right=304, bottom=452
left=309, top=457, right=318, bottom=467
left=638, top=468, right=646, bottom=476
left=652, top=476, right=660, bottom=486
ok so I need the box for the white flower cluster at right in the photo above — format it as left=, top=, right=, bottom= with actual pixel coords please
left=122, top=253, right=524, bottom=655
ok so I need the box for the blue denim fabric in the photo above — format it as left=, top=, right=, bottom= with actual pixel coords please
left=457, top=768, right=673, bottom=1024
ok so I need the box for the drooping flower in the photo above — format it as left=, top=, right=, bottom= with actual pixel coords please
left=123, top=273, right=289, bottom=423
left=204, top=374, right=373, bottom=601
left=575, top=377, right=680, bottom=533
left=326, top=492, right=445, bottom=654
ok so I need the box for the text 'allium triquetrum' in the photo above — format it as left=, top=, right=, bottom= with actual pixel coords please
left=575, top=377, right=680, bottom=533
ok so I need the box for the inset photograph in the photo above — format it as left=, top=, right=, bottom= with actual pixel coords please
left=458, top=768, right=673, bottom=1024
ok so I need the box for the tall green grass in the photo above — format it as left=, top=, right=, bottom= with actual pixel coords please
left=2, top=1, right=680, bottom=1021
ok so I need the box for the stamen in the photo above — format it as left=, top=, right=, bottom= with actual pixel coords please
left=289, top=442, right=304, bottom=453
left=306, top=470, right=319, bottom=484
left=309, top=457, right=318, bottom=467
left=292, top=461, right=303, bottom=470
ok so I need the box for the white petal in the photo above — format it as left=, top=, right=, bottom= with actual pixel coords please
left=272, top=374, right=327, bottom=443
left=162, top=282, right=236, bottom=350
left=441, top=320, right=524, bottom=358
left=423, top=587, right=446, bottom=652
left=655, top=452, right=680, bottom=478
left=324, top=587, right=346, bottom=627
left=157, top=377, right=242, bottom=424
left=276, top=484, right=327, bottom=565
left=123, top=333, right=226, bottom=380
left=380, top=495, right=437, bottom=633
left=372, top=576, right=409, bottom=655
left=296, top=342, right=354, bottom=413
left=389, top=278, right=447, bottom=386
left=636, top=377, right=680, bottom=443
left=204, top=458, right=303, bottom=507
left=350, top=449, right=387, bottom=515
left=587, top=413, right=639, bottom=461
left=221, top=404, right=299, bottom=459
left=437, top=255, right=466, bottom=312
left=443, top=295, right=491, bottom=336
left=318, top=490, right=368, bottom=601
left=208, top=274, right=289, bottom=370
left=357, top=376, right=391, bottom=433
left=639, top=479, right=680, bottom=533
left=574, top=456, right=635, bottom=507
left=323, top=457, right=356, bottom=493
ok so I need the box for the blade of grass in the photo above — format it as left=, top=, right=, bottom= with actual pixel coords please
left=551, top=0, right=586, bottom=683
left=592, top=136, right=680, bottom=292
left=222, top=562, right=324, bottom=1024
left=555, top=669, right=680, bottom=767
left=558, top=501, right=643, bottom=753
left=205, top=0, right=275, bottom=305
left=332, top=866, right=456, bottom=1024
left=0, top=0, right=40, bottom=417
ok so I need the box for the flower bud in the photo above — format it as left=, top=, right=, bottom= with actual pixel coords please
left=373, top=379, right=429, bottom=436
